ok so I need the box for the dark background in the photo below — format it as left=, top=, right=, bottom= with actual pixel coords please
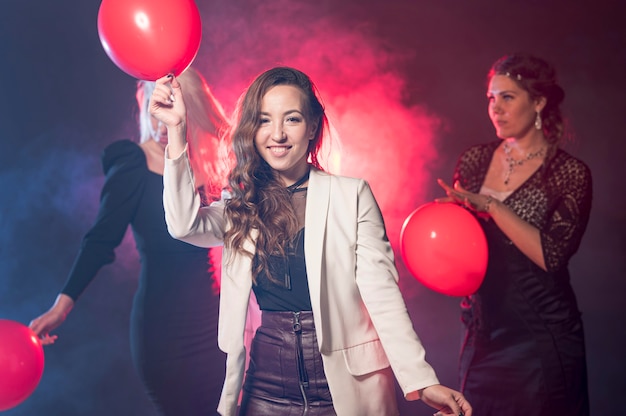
left=1, top=0, right=624, bottom=415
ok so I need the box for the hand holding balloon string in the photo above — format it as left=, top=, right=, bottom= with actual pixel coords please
left=437, top=179, right=493, bottom=216
left=149, top=74, right=188, bottom=157
left=150, top=75, right=185, bottom=127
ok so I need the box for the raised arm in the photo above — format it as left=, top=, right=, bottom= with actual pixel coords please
left=150, top=74, right=227, bottom=248
left=149, top=74, right=187, bottom=156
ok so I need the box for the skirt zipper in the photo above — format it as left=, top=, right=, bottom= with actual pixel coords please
left=293, top=311, right=310, bottom=415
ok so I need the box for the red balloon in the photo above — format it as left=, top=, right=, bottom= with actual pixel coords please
left=0, top=319, right=45, bottom=411
left=97, top=0, right=202, bottom=80
left=400, top=202, right=488, bottom=297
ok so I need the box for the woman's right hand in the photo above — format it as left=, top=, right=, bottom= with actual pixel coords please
left=420, top=384, right=472, bottom=416
left=436, top=179, right=493, bottom=214
left=149, top=74, right=186, bottom=127
left=29, top=294, right=75, bottom=346
left=149, top=74, right=188, bottom=156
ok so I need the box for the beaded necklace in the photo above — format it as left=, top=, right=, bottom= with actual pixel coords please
left=503, top=142, right=545, bottom=185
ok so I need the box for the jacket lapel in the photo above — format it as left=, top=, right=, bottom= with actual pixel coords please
left=304, top=169, right=330, bottom=346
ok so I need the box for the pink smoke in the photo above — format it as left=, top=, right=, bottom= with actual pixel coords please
left=195, top=0, right=445, bottom=247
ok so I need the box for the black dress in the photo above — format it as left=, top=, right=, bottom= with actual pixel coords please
left=61, top=140, right=225, bottom=415
left=453, top=141, right=592, bottom=416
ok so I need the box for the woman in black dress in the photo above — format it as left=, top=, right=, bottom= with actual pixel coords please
left=29, top=68, right=229, bottom=415
left=438, top=53, right=592, bottom=415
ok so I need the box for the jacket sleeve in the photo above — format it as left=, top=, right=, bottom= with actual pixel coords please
left=163, top=144, right=226, bottom=248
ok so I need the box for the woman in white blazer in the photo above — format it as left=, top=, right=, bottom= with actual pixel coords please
left=150, top=67, right=472, bottom=416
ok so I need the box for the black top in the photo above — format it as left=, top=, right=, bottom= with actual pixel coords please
left=61, top=139, right=209, bottom=300
left=252, top=187, right=312, bottom=312
left=455, top=140, right=592, bottom=273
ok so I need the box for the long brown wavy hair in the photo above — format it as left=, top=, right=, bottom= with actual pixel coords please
left=487, top=53, right=566, bottom=161
left=224, top=67, right=327, bottom=282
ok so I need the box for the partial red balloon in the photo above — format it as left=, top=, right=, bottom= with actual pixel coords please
left=0, top=319, right=45, bottom=411
left=400, top=202, right=488, bottom=297
left=97, top=0, right=202, bottom=80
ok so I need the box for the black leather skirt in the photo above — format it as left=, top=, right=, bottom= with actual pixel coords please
left=239, top=311, right=336, bottom=416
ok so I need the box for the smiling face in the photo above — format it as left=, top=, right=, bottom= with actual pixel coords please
left=487, top=74, right=546, bottom=140
left=254, top=85, right=316, bottom=186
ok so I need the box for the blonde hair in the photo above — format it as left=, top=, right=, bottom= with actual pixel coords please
left=136, top=68, right=231, bottom=199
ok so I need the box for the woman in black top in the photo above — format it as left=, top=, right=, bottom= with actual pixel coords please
left=438, top=53, right=592, bottom=415
left=154, top=66, right=472, bottom=416
left=29, top=68, right=229, bottom=415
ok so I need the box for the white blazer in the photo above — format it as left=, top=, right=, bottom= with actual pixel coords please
left=163, top=149, right=440, bottom=416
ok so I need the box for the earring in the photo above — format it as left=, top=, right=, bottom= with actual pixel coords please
left=535, top=111, right=542, bottom=130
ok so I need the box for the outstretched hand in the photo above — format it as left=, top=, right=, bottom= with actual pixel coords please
left=29, top=294, right=75, bottom=346
left=436, top=179, right=492, bottom=216
left=420, top=384, right=472, bottom=416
